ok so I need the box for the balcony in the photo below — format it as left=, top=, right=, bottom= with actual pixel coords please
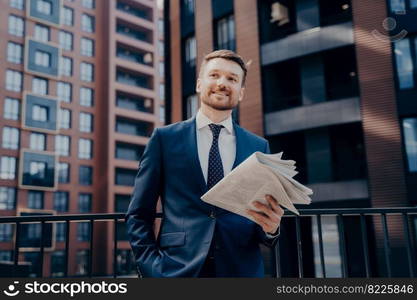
left=116, top=0, right=153, bottom=22
left=0, top=207, right=416, bottom=277
left=116, top=20, right=152, bottom=44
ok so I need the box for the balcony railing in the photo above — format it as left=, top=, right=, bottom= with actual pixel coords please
left=0, top=207, right=416, bottom=278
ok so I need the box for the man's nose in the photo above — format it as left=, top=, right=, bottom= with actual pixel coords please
left=216, top=76, right=227, bottom=87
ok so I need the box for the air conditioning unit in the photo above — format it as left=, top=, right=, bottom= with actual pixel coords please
left=270, top=2, right=290, bottom=26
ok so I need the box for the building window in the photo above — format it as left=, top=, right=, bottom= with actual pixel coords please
left=115, top=194, right=130, bottom=212
left=8, top=15, right=24, bottom=37
left=115, top=142, right=144, bottom=161
left=78, top=139, right=92, bottom=159
left=81, top=38, right=94, bottom=57
left=57, top=82, right=72, bottom=102
left=32, top=77, right=48, bottom=95
left=116, top=69, right=150, bottom=88
left=4, top=98, right=20, bottom=120
left=403, top=118, right=417, bottom=172
left=30, top=161, right=46, bottom=180
left=57, top=162, right=70, bottom=183
left=6, top=70, right=22, bottom=92
left=116, top=118, right=153, bottom=137
left=116, top=0, right=150, bottom=20
left=34, top=24, right=50, bottom=42
left=77, top=222, right=90, bottom=241
left=80, top=62, right=94, bottom=82
left=116, top=92, right=152, bottom=113
left=37, top=0, right=52, bottom=15
left=58, top=108, right=71, bottom=129
left=82, top=0, right=95, bottom=9
left=55, top=222, right=66, bottom=242
left=0, top=157, right=16, bottom=180
left=159, top=106, right=165, bottom=123
left=24, top=252, right=41, bottom=277
left=389, top=0, right=405, bottom=12
left=183, top=0, right=195, bottom=14
left=159, top=84, right=165, bottom=100
left=318, top=0, right=352, bottom=27
left=159, top=62, right=164, bottom=77
left=59, top=56, right=72, bottom=76
left=323, top=46, right=359, bottom=100
left=159, top=41, right=164, bottom=57
left=7, top=42, right=23, bottom=64
left=29, top=132, right=46, bottom=151
left=35, top=50, right=51, bottom=68
left=394, top=37, right=415, bottom=90
left=81, top=14, right=95, bottom=33
left=2, top=127, right=19, bottom=150
left=76, top=250, right=89, bottom=275
left=186, top=94, right=198, bottom=119
left=30, top=132, right=46, bottom=151
left=10, top=0, right=25, bottom=10
left=78, top=193, right=92, bottom=212
left=115, top=168, right=136, bottom=186
left=79, top=166, right=92, bottom=185
left=214, top=15, right=235, bottom=51
left=28, top=190, right=44, bottom=209
left=116, top=22, right=151, bottom=43
left=158, top=19, right=164, bottom=35
left=51, top=251, right=65, bottom=277
left=0, top=224, right=13, bottom=242
left=62, top=6, right=73, bottom=26
left=55, top=135, right=70, bottom=156
left=185, top=36, right=196, bottom=66
left=79, top=112, right=93, bottom=132
left=59, top=31, right=73, bottom=51
left=53, top=191, right=69, bottom=212
left=0, top=187, right=16, bottom=210
left=116, top=249, right=136, bottom=275
left=312, top=216, right=342, bottom=277
left=32, top=104, right=48, bottom=121
left=80, top=87, right=93, bottom=106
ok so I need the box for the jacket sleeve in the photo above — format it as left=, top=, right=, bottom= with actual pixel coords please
left=255, top=140, right=280, bottom=247
left=125, top=128, right=163, bottom=277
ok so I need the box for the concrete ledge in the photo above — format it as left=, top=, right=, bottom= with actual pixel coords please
left=261, top=21, right=354, bottom=65
left=307, top=179, right=369, bottom=203
left=265, top=97, right=361, bottom=135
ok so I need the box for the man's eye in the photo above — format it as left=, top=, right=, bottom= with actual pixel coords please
left=209, top=73, right=218, bottom=78
left=229, top=77, right=237, bottom=82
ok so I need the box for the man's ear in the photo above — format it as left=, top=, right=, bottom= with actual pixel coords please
left=196, top=78, right=201, bottom=93
left=238, top=87, right=245, bottom=102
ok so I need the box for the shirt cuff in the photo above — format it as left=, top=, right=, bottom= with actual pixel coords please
left=265, top=226, right=280, bottom=238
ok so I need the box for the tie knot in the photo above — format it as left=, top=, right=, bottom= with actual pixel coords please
left=209, top=124, right=224, bottom=138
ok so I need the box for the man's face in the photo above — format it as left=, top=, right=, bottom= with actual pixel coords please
left=196, top=58, right=245, bottom=111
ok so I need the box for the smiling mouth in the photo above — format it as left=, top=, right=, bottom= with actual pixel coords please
left=211, top=91, right=229, bottom=97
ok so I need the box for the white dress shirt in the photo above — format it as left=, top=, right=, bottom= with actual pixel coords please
left=196, top=110, right=236, bottom=183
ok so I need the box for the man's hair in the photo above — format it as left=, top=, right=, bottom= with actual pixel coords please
left=199, top=49, right=248, bottom=86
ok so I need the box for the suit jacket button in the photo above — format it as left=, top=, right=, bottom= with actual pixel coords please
left=209, top=211, right=216, bottom=218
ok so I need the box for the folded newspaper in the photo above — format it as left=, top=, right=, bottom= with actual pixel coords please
left=201, top=152, right=312, bottom=220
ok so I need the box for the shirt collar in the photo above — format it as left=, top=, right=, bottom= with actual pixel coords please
left=196, top=110, right=234, bottom=135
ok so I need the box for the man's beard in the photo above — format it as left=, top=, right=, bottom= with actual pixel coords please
left=200, top=89, right=239, bottom=111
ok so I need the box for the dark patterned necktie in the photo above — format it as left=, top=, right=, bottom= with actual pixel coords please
left=207, top=124, right=224, bottom=189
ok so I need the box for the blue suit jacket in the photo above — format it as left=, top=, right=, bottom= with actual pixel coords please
left=125, top=117, right=278, bottom=277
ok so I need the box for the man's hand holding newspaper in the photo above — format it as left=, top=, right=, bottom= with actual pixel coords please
left=201, top=152, right=313, bottom=230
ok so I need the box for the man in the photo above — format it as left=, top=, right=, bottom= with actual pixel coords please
left=126, top=50, right=284, bottom=278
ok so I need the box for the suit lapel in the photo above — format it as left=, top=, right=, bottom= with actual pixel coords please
left=232, top=122, right=249, bottom=169
left=184, top=118, right=208, bottom=195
